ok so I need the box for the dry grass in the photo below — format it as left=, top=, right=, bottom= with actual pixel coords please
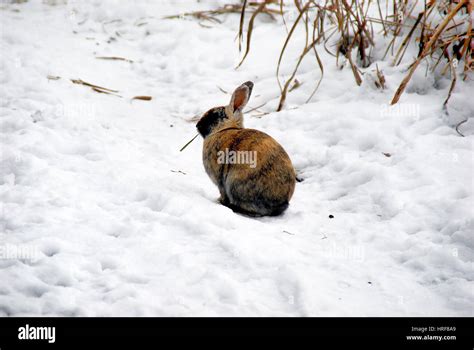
left=164, top=2, right=280, bottom=24
left=232, top=0, right=472, bottom=110
left=390, top=0, right=470, bottom=105
left=166, top=0, right=471, bottom=139
left=70, top=78, right=119, bottom=93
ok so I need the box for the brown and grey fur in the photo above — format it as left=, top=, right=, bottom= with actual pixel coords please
left=196, top=81, right=296, bottom=217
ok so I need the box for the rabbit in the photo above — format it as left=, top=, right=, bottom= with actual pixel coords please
left=196, top=81, right=296, bottom=217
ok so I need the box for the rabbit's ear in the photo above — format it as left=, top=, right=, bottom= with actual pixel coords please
left=229, top=81, right=254, bottom=112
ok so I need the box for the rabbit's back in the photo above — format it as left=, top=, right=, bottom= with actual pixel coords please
left=203, top=128, right=295, bottom=216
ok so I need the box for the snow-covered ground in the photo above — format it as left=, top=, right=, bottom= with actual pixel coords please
left=0, top=0, right=473, bottom=316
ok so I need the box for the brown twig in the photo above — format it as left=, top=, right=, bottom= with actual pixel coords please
left=132, top=96, right=152, bottom=101
left=236, top=1, right=269, bottom=69
left=71, top=79, right=119, bottom=93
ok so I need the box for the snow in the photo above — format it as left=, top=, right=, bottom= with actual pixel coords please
left=0, top=0, right=473, bottom=316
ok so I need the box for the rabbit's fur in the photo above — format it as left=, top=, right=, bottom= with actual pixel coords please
left=196, top=81, right=295, bottom=217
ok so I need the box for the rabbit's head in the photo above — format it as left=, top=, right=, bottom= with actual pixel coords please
left=197, top=81, right=253, bottom=138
